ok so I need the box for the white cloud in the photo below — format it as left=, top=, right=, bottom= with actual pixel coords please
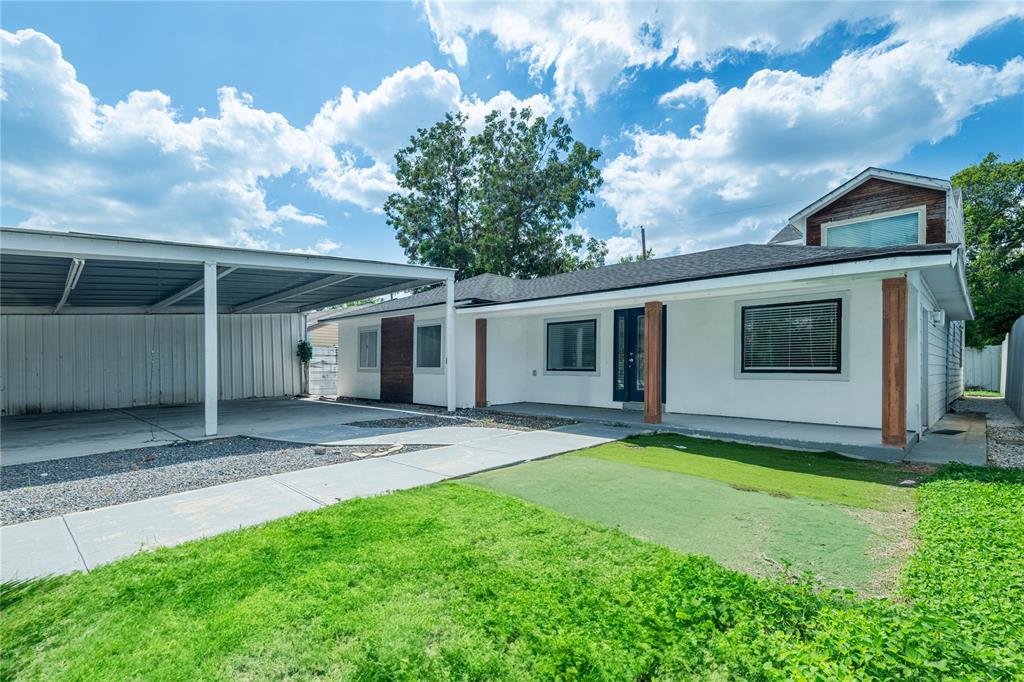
left=1, top=29, right=552, bottom=248
left=309, top=62, right=462, bottom=162
left=460, top=90, right=554, bottom=133
left=605, top=235, right=643, bottom=262
left=659, top=78, right=719, bottom=109
left=420, top=1, right=890, bottom=110
left=421, top=1, right=1024, bottom=111
left=602, top=34, right=1024, bottom=254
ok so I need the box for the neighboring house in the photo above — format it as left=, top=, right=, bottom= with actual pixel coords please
left=326, top=168, right=972, bottom=448
left=306, top=309, right=339, bottom=347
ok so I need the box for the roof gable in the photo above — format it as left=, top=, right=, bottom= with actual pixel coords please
left=789, top=168, right=951, bottom=229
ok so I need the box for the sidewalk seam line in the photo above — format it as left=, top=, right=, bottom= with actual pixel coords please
left=268, top=476, right=327, bottom=507
left=61, top=515, right=90, bottom=573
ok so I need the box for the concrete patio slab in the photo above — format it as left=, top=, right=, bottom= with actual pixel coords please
left=0, top=398, right=425, bottom=464
left=905, top=411, right=987, bottom=465
left=0, top=516, right=87, bottom=581
left=273, top=458, right=444, bottom=505
left=63, top=477, right=321, bottom=569
left=471, top=428, right=628, bottom=459
left=1, top=409, right=180, bottom=465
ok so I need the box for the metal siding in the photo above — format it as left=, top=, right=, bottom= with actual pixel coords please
left=0, top=313, right=303, bottom=415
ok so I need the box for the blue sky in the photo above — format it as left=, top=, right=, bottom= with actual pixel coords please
left=2, top=2, right=1022, bottom=264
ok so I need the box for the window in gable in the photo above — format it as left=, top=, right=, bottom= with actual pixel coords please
left=823, top=207, right=924, bottom=247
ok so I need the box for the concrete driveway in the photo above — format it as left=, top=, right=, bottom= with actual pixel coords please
left=1, top=421, right=638, bottom=580
left=1, top=398, right=434, bottom=465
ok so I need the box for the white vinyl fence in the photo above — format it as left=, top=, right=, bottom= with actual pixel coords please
left=1006, top=316, right=1024, bottom=420
left=964, top=344, right=1004, bottom=391
left=308, top=345, right=338, bottom=396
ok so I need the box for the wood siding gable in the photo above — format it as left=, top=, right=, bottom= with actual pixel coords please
left=806, top=179, right=947, bottom=246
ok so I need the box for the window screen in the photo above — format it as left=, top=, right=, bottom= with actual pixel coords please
left=547, top=319, right=597, bottom=371
left=741, top=299, right=841, bottom=373
left=825, top=212, right=920, bottom=247
left=416, top=324, right=442, bottom=369
left=358, top=329, right=378, bottom=369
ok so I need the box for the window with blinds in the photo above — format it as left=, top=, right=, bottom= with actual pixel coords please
left=358, top=329, right=378, bottom=369
left=416, top=324, right=442, bottom=369
left=824, top=211, right=921, bottom=247
left=547, top=319, right=597, bottom=371
left=741, top=299, right=841, bottom=373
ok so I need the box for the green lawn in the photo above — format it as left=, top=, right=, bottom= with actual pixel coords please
left=468, top=455, right=898, bottom=594
left=585, top=434, right=922, bottom=511
left=3, top=445, right=1022, bottom=679
left=964, top=388, right=1001, bottom=397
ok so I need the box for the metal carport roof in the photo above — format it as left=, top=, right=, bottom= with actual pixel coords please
left=0, top=227, right=452, bottom=314
left=0, top=227, right=458, bottom=433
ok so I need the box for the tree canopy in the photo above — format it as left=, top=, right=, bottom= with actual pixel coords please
left=952, top=153, right=1024, bottom=347
left=384, top=109, right=606, bottom=280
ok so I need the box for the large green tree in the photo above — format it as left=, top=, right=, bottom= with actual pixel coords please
left=384, top=108, right=605, bottom=279
left=952, top=153, right=1024, bottom=347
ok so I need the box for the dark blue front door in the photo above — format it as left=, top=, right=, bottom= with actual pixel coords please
left=613, top=306, right=666, bottom=403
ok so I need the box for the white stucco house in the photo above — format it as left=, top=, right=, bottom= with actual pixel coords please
left=328, top=168, right=973, bottom=452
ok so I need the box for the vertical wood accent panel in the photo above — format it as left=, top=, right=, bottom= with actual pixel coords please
left=806, top=179, right=947, bottom=245
left=379, top=314, right=414, bottom=403
left=475, top=318, right=487, bottom=408
left=643, top=301, right=663, bottom=424
left=882, top=278, right=908, bottom=446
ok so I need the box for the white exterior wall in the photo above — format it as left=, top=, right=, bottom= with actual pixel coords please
left=476, top=278, right=885, bottom=428
left=336, top=305, right=460, bottom=407
left=1, top=313, right=303, bottom=416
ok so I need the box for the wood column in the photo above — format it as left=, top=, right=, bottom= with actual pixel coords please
left=882, top=277, right=908, bottom=446
left=644, top=301, right=663, bottom=424
left=475, top=318, right=487, bottom=408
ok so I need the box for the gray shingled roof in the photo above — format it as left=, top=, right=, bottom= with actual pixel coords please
left=767, top=223, right=803, bottom=244
left=324, top=242, right=956, bottom=319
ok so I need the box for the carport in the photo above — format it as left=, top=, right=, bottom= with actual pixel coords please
left=0, top=227, right=456, bottom=439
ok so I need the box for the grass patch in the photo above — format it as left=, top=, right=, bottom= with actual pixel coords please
left=2, top=463, right=1021, bottom=679
left=467, top=456, right=897, bottom=594
left=585, top=434, right=922, bottom=511
left=964, top=388, right=1001, bottom=397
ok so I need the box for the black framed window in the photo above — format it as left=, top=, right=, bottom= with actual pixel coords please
left=741, top=299, right=841, bottom=373
left=546, top=319, right=597, bottom=371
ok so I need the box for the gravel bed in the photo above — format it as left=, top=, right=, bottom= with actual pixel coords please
left=332, top=397, right=576, bottom=431
left=958, top=396, right=1024, bottom=468
left=1, top=437, right=435, bottom=526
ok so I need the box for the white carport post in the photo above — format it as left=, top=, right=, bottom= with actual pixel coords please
left=445, top=272, right=456, bottom=413
left=203, top=261, right=219, bottom=436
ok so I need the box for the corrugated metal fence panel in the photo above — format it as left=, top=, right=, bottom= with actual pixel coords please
left=964, top=344, right=1003, bottom=391
left=1006, top=316, right=1024, bottom=420
left=309, top=346, right=338, bottom=396
left=1, top=313, right=302, bottom=416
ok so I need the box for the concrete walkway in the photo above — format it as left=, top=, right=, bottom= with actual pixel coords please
left=904, top=410, right=988, bottom=466
left=0, top=422, right=637, bottom=581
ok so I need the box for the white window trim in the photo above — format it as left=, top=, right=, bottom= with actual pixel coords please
left=542, top=313, right=601, bottom=377
left=821, top=205, right=927, bottom=246
left=733, top=291, right=851, bottom=382
left=356, top=324, right=380, bottom=372
left=413, top=319, right=445, bottom=374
